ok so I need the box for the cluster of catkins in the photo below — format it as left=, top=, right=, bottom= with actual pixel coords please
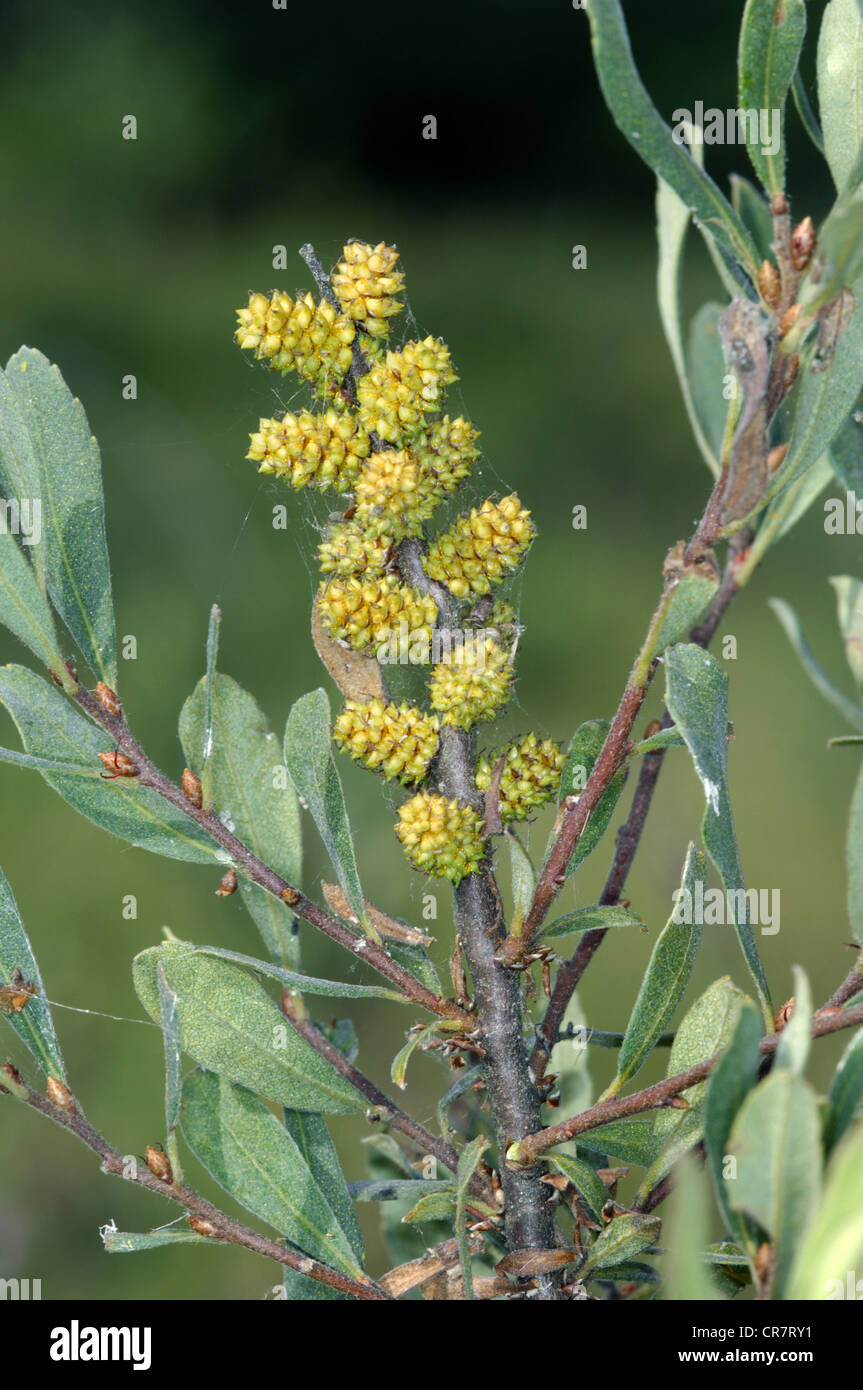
left=236, top=241, right=564, bottom=883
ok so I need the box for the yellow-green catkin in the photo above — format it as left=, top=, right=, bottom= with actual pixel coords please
left=247, top=409, right=370, bottom=491
left=428, top=635, right=514, bottom=729
left=356, top=338, right=457, bottom=444
left=332, top=242, right=404, bottom=339
left=334, top=700, right=439, bottom=784
left=317, top=517, right=398, bottom=577
left=424, top=494, right=536, bottom=599
left=354, top=449, right=432, bottom=533
left=395, top=792, right=486, bottom=883
left=411, top=416, right=481, bottom=497
left=476, top=734, right=564, bottom=822
left=235, top=291, right=355, bottom=389
left=317, top=575, right=437, bottom=651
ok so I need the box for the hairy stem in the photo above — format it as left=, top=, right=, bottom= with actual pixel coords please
left=531, top=540, right=748, bottom=1077
left=280, top=992, right=493, bottom=1203
left=73, top=683, right=472, bottom=1029
left=399, top=537, right=559, bottom=1297
left=9, top=1079, right=391, bottom=1300
left=510, top=998, right=863, bottom=1165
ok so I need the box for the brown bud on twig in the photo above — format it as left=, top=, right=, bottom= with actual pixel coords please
left=0, top=967, right=38, bottom=1013
left=779, top=303, right=801, bottom=339
left=643, top=718, right=662, bottom=740
left=758, top=260, right=782, bottom=310
left=181, top=768, right=203, bottom=808
left=46, top=1076, right=76, bottom=1112
left=216, top=870, right=238, bottom=898
left=790, top=217, right=816, bottom=273
left=98, top=749, right=138, bottom=779
left=0, top=1062, right=24, bottom=1093
left=784, top=353, right=799, bottom=393
left=767, top=444, right=789, bottom=474
left=774, top=997, right=795, bottom=1030
left=94, top=682, right=122, bottom=717
left=770, top=192, right=788, bottom=217
left=280, top=886, right=300, bottom=907
left=186, top=1214, right=225, bottom=1239
left=145, top=1145, right=173, bottom=1183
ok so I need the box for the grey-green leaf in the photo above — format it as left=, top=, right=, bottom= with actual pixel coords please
left=771, top=277, right=863, bottom=495
left=824, top=1027, right=863, bottom=1153
left=180, top=671, right=302, bottom=965
left=133, top=942, right=362, bottom=1114
left=581, top=1211, right=661, bottom=1279
left=578, top=1115, right=659, bottom=1168
left=0, top=368, right=45, bottom=591
left=283, top=1109, right=363, bottom=1262
left=630, top=725, right=686, bottom=756
left=5, top=349, right=116, bottom=686
left=817, top=0, right=863, bottom=193
left=660, top=1156, right=723, bottom=1300
left=194, top=944, right=410, bottom=1004
left=507, top=832, right=535, bottom=938
left=769, top=453, right=834, bottom=543
left=102, top=1228, right=220, bottom=1253
left=549, top=1153, right=611, bottom=1225
left=830, top=575, right=863, bottom=686
left=774, top=964, right=812, bottom=1075
left=655, top=575, right=720, bottom=653
left=847, top=759, right=863, bottom=943
left=0, top=665, right=227, bottom=864
left=656, top=166, right=720, bottom=475
left=390, top=1020, right=447, bottom=1091
left=731, top=174, right=776, bottom=262
left=0, top=528, right=65, bottom=676
left=704, top=997, right=762, bottom=1238
left=455, top=1134, right=488, bottom=1299
left=585, top=0, right=759, bottom=282
left=726, top=1069, right=822, bottom=1297
left=665, top=645, right=772, bottom=1019
left=788, top=1121, right=863, bottom=1299
left=685, top=303, right=728, bottom=472
left=156, top=964, right=182, bottom=1135
left=769, top=597, right=863, bottom=730
left=738, top=0, right=806, bottom=196
left=181, top=1069, right=364, bottom=1275
left=614, top=843, right=705, bottom=1088
left=543, top=904, right=645, bottom=941
left=554, top=719, right=627, bottom=879
left=830, top=393, right=863, bottom=491
left=348, top=1179, right=455, bottom=1203
left=654, top=977, right=746, bottom=1151
left=402, top=1190, right=458, bottom=1224
left=0, top=864, right=64, bottom=1078
left=284, top=689, right=368, bottom=933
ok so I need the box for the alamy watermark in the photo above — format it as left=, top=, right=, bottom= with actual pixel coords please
left=672, top=103, right=780, bottom=158
left=376, top=622, right=511, bottom=667
left=0, top=497, right=41, bottom=545
left=672, top=881, right=780, bottom=936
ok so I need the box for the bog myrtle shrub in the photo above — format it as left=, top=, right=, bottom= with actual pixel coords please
left=3, top=0, right=863, bottom=1301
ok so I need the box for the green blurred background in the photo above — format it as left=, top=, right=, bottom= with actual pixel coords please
left=1, top=0, right=859, bottom=1299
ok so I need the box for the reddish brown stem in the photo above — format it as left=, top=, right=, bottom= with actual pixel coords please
left=14, top=1082, right=391, bottom=1300
left=72, top=683, right=472, bottom=1030
left=512, top=1000, right=863, bottom=1165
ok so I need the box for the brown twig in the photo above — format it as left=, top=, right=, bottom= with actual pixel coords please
left=399, top=537, right=560, bottom=1299
left=530, top=545, right=747, bottom=1078
left=72, top=682, right=472, bottom=1030
left=279, top=992, right=492, bottom=1203
left=11, top=1079, right=392, bottom=1301
left=820, top=950, right=863, bottom=1012
left=510, top=999, right=863, bottom=1165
